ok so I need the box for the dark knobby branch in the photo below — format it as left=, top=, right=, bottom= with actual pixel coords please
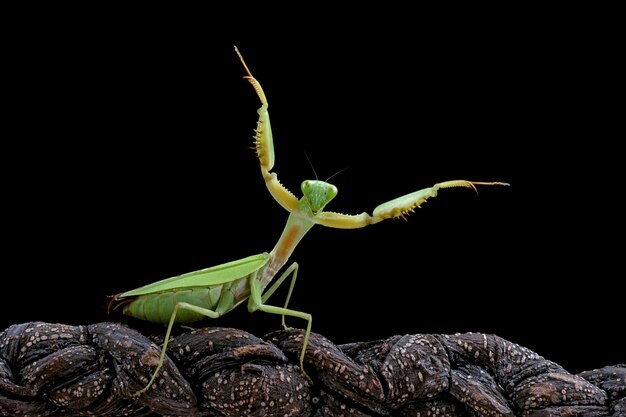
left=0, top=322, right=624, bottom=416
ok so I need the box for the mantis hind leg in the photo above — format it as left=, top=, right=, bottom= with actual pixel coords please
left=248, top=265, right=313, bottom=381
left=133, top=302, right=221, bottom=396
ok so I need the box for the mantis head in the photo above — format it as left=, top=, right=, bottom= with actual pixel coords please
left=301, top=180, right=338, bottom=214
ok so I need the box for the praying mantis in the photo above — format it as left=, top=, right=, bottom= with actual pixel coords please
left=105, top=46, right=509, bottom=395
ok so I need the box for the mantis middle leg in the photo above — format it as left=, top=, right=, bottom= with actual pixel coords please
left=260, top=262, right=300, bottom=329
left=248, top=263, right=313, bottom=380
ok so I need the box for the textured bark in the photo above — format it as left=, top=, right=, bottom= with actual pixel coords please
left=0, top=322, right=623, bottom=416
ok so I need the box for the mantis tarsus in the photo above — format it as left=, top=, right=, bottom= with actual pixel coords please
left=106, top=46, right=510, bottom=395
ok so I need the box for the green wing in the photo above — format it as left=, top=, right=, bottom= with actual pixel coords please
left=120, top=253, right=270, bottom=297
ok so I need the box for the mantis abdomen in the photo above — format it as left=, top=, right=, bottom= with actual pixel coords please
left=110, top=277, right=254, bottom=324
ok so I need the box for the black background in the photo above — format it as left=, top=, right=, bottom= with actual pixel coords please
left=2, top=7, right=622, bottom=377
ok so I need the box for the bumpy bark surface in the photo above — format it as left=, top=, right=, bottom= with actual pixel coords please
left=1, top=322, right=623, bottom=416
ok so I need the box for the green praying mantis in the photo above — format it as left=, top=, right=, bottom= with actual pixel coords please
left=106, top=46, right=509, bottom=395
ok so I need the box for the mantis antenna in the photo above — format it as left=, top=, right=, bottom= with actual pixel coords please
left=303, top=151, right=319, bottom=180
